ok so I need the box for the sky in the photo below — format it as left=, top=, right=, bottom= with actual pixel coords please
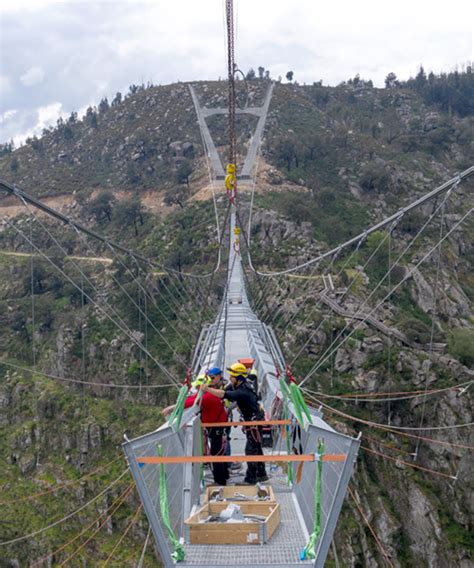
left=0, top=0, right=472, bottom=146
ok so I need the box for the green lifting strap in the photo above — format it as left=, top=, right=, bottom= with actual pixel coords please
left=157, top=445, right=186, bottom=562
left=279, top=377, right=294, bottom=485
left=169, top=385, right=188, bottom=430
left=288, top=382, right=304, bottom=427
left=290, top=382, right=313, bottom=425
left=284, top=403, right=294, bottom=486
left=301, top=440, right=325, bottom=561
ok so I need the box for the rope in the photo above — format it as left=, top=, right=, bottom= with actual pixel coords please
left=0, top=469, right=129, bottom=546
left=226, top=0, right=236, bottom=168
left=308, top=394, right=474, bottom=452
left=300, top=199, right=444, bottom=383
left=105, top=242, right=196, bottom=344
left=138, top=527, right=151, bottom=567
left=307, top=380, right=474, bottom=400
left=413, top=193, right=448, bottom=459
left=361, top=445, right=457, bottom=480
left=29, top=217, right=36, bottom=370
left=0, top=455, right=123, bottom=505
left=31, top=482, right=134, bottom=567
left=4, top=220, right=181, bottom=387
left=348, top=486, right=395, bottom=567
left=69, top=223, right=192, bottom=366
left=0, top=179, right=222, bottom=280
left=102, top=503, right=143, bottom=567
left=387, top=223, right=392, bottom=425
left=194, top=201, right=232, bottom=349
left=19, top=196, right=176, bottom=360
left=0, top=359, right=177, bottom=389
left=246, top=169, right=471, bottom=276
left=299, top=205, right=473, bottom=387
left=304, top=391, right=474, bottom=432
left=289, top=223, right=395, bottom=366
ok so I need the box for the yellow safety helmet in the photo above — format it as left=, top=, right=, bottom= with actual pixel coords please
left=226, top=362, right=248, bottom=377
left=191, top=374, right=207, bottom=389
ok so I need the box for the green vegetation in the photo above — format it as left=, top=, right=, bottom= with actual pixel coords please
left=255, top=190, right=367, bottom=246
left=0, top=368, right=161, bottom=566
left=0, top=75, right=472, bottom=566
left=448, top=328, right=474, bottom=367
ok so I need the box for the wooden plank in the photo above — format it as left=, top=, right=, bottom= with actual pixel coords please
left=205, top=484, right=276, bottom=503
left=185, top=501, right=281, bottom=545
left=264, top=504, right=280, bottom=541
left=189, top=528, right=262, bottom=545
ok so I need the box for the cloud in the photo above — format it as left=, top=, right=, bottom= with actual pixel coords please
left=0, top=0, right=472, bottom=144
left=20, top=66, right=45, bottom=87
left=1, top=102, right=64, bottom=147
left=0, top=109, right=17, bottom=124
left=37, top=102, right=63, bottom=129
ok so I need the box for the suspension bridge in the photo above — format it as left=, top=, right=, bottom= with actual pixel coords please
left=0, top=1, right=473, bottom=566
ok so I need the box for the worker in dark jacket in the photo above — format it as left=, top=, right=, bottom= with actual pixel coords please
left=239, top=357, right=259, bottom=396
left=201, top=362, right=268, bottom=484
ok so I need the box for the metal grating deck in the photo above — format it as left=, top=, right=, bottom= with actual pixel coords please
left=179, top=492, right=312, bottom=566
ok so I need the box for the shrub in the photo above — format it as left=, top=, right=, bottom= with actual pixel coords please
left=448, top=328, right=474, bottom=367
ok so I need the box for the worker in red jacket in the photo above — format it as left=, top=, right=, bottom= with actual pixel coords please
left=163, top=367, right=229, bottom=485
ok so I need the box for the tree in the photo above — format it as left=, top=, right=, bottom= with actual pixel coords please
left=359, top=164, right=390, bottom=193
left=0, top=140, right=14, bottom=156
left=275, top=137, right=297, bottom=171
left=63, top=125, right=73, bottom=140
left=10, top=156, right=19, bottom=172
left=264, top=70, right=270, bottom=80
left=303, top=133, right=325, bottom=161
left=415, top=65, right=427, bottom=89
left=112, top=92, right=122, bottom=106
left=98, top=97, right=110, bottom=113
left=286, top=71, right=294, bottom=82
left=258, top=66, right=265, bottom=79
left=86, top=191, right=115, bottom=223
left=114, top=196, right=144, bottom=236
left=85, top=106, right=98, bottom=128
left=75, top=187, right=93, bottom=206
left=176, top=160, right=193, bottom=187
left=68, top=111, right=78, bottom=124
left=164, top=186, right=188, bottom=209
left=245, top=68, right=256, bottom=80
left=385, top=72, right=399, bottom=88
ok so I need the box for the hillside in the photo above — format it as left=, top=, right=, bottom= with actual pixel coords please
left=0, top=76, right=473, bottom=567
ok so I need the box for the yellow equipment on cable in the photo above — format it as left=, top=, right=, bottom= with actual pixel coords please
left=225, top=163, right=237, bottom=199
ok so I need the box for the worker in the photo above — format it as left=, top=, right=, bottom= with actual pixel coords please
left=238, top=357, right=259, bottom=396
left=190, top=373, right=206, bottom=393
left=201, top=362, right=268, bottom=485
left=163, top=367, right=229, bottom=485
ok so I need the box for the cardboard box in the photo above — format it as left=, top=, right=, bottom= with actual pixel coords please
left=184, top=501, right=280, bottom=545
left=205, top=484, right=276, bottom=504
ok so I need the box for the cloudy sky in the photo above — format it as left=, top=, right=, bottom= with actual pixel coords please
left=0, top=0, right=472, bottom=145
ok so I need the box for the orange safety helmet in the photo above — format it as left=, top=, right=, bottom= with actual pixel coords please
left=238, top=358, right=255, bottom=369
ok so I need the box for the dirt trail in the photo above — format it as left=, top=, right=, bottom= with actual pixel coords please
left=0, top=159, right=305, bottom=218
left=190, top=157, right=308, bottom=202
left=0, top=189, right=170, bottom=219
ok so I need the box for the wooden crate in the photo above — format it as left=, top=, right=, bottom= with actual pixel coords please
left=184, top=501, right=280, bottom=545
left=205, top=484, right=276, bottom=504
